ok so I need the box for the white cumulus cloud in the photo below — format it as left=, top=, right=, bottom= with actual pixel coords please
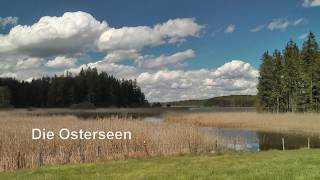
left=0, top=12, right=203, bottom=69
left=303, top=0, right=320, bottom=7
left=136, top=60, right=258, bottom=102
left=0, top=11, right=108, bottom=56
left=135, top=49, right=195, bottom=68
left=46, top=56, right=77, bottom=68
left=97, top=18, right=203, bottom=52
left=104, top=50, right=140, bottom=63
left=16, top=57, right=44, bottom=70
left=67, top=60, right=140, bottom=80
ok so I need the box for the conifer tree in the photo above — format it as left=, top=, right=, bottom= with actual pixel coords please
left=271, top=50, right=284, bottom=112
left=0, top=68, right=148, bottom=108
left=301, top=32, right=320, bottom=111
left=283, top=40, right=303, bottom=112
left=257, top=32, right=320, bottom=112
left=257, top=51, right=274, bottom=111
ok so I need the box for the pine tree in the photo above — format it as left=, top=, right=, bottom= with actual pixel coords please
left=283, top=40, right=303, bottom=112
left=271, top=50, right=284, bottom=112
left=47, top=75, right=58, bottom=107
left=257, top=51, right=274, bottom=112
left=315, top=51, right=320, bottom=111
left=301, top=32, right=320, bottom=111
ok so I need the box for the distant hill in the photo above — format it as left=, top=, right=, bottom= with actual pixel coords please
left=164, top=95, right=257, bottom=107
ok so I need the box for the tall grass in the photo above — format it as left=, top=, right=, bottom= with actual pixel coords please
left=165, top=112, right=320, bottom=135
left=0, top=112, right=217, bottom=171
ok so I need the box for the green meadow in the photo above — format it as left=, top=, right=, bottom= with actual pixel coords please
left=1, top=149, right=319, bottom=180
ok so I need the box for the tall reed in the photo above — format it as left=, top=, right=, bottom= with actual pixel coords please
left=165, top=112, right=320, bottom=135
left=0, top=112, right=217, bottom=171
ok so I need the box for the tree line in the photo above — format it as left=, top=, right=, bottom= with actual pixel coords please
left=204, top=95, right=256, bottom=107
left=0, top=68, right=148, bottom=108
left=258, top=32, right=320, bottom=112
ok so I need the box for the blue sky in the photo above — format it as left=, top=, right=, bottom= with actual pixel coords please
left=0, top=0, right=320, bottom=101
left=1, top=0, right=320, bottom=68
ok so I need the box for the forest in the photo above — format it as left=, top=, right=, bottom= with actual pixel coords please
left=0, top=68, right=148, bottom=108
left=204, top=95, right=256, bottom=107
left=164, top=95, right=256, bottom=107
left=258, top=32, right=320, bottom=112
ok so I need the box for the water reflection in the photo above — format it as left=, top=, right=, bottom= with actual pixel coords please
left=26, top=107, right=255, bottom=119
left=203, top=127, right=259, bottom=151
left=207, top=128, right=320, bottom=152
left=27, top=108, right=169, bottom=119
left=257, top=132, right=320, bottom=150
left=188, top=107, right=256, bottom=112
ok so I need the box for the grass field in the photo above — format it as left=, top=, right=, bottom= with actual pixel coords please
left=165, top=112, right=320, bottom=135
left=0, top=149, right=319, bottom=180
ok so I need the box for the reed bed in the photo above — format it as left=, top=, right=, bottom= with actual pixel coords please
left=0, top=111, right=217, bottom=171
left=165, top=112, right=320, bottom=135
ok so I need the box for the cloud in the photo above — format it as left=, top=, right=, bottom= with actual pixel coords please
left=0, top=52, right=71, bottom=80
left=302, top=0, right=320, bottom=7
left=97, top=18, right=203, bottom=52
left=16, top=57, right=44, bottom=70
left=267, top=18, right=305, bottom=31
left=224, top=24, right=236, bottom=33
left=268, top=18, right=290, bottom=31
left=0, top=12, right=204, bottom=81
left=136, top=60, right=258, bottom=102
left=46, top=56, right=77, bottom=68
left=0, top=11, right=108, bottom=57
left=0, top=54, right=62, bottom=80
left=299, top=33, right=309, bottom=40
left=250, top=25, right=265, bottom=33
left=98, top=18, right=202, bottom=64
left=0, top=11, right=203, bottom=70
left=0, top=16, right=18, bottom=28
left=0, top=72, right=17, bottom=78
left=67, top=60, right=140, bottom=80
left=135, top=49, right=195, bottom=68
left=64, top=59, right=258, bottom=102
left=251, top=18, right=305, bottom=33
left=104, top=50, right=140, bottom=63
left=293, top=18, right=305, bottom=25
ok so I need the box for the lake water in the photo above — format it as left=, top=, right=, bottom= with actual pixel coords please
left=24, top=107, right=320, bottom=152
left=24, top=107, right=255, bottom=119
left=204, top=127, right=320, bottom=152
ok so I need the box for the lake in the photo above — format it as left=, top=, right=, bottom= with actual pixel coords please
left=21, top=107, right=255, bottom=119
left=204, top=127, right=320, bottom=152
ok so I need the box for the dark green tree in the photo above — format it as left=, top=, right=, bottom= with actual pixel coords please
left=0, top=68, right=148, bottom=108
left=257, top=51, right=274, bottom=112
left=271, top=50, right=285, bottom=112
left=301, top=32, right=320, bottom=111
left=282, top=40, right=303, bottom=112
